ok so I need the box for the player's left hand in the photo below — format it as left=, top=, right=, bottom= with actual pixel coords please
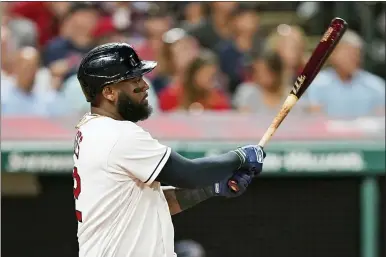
left=212, top=171, right=252, bottom=198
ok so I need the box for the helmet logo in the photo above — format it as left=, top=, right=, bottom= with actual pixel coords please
left=129, top=54, right=138, bottom=67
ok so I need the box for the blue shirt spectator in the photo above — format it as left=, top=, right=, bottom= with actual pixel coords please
left=306, top=30, right=385, bottom=118
left=215, top=6, right=263, bottom=94
left=216, top=40, right=249, bottom=94
left=1, top=47, right=66, bottom=117
left=307, top=68, right=385, bottom=118
left=43, top=3, right=100, bottom=82
left=43, top=38, right=91, bottom=81
left=1, top=77, right=65, bottom=117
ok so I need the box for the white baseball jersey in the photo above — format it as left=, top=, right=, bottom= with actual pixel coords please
left=72, top=113, right=175, bottom=257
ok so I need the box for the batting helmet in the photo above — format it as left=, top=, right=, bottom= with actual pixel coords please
left=77, top=43, right=157, bottom=102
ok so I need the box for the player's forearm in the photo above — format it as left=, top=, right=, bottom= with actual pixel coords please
left=162, top=186, right=214, bottom=215
left=156, top=150, right=242, bottom=189
left=162, top=188, right=182, bottom=215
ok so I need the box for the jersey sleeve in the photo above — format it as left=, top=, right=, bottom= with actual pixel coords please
left=109, top=126, right=171, bottom=185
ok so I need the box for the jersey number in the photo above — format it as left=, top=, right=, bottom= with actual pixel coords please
left=73, top=130, right=83, bottom=222
left=73, top=166, right=82, bottom=222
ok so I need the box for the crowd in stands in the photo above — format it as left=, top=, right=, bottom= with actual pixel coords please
left=1, top=2, right=385, bottom=119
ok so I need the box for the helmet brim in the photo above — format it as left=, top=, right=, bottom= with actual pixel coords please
left=130, top=60, right=157, bottom=78
left=100, top=60, right=157, bottom=88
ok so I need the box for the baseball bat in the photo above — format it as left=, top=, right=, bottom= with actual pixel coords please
left=229, top=17, right=348, bottom=192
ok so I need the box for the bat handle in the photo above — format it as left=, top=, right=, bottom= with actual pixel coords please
left=259, top=94, right=299, bottom=148
left=258, top=133, right=271, bottom=148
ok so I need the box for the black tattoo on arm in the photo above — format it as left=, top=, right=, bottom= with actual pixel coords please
left=163, top=188, right=182, bottom=215
left=163, top=187, right=215, bottom=215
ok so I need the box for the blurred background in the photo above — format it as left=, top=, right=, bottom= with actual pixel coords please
left=1, top=1, right=385, bottom=257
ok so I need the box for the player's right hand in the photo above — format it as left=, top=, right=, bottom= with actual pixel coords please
left=212, top=170, right=253, bottom=198
left=232, top=145, right=266, bottom=176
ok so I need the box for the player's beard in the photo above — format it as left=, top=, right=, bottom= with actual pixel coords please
left=117, top=91, right=153, bottom=122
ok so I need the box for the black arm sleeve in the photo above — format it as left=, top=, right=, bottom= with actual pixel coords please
left=155, top=150, right=241, bottom=189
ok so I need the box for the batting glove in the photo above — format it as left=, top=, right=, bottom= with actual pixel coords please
left=206, top=171, right=253, bottom=198
left=232, top=145, right=266, bottom=176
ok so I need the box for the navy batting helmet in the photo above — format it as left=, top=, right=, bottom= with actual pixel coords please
left=77, top=43, right=157, bottom=102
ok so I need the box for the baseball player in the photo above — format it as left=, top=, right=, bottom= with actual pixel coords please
left=73, top=43, right=266, bottom=257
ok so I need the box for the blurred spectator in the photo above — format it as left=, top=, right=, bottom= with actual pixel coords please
left=153, top=28, right=199, bottom=94
left=143, top=77, right=161, bottom=115
left=101, top=2, right=132, bottom=31
left=216, top=5, right=264, bottom=94
left=264, top=25, right=307, bottom=84
left=92, top=16, right=126, bottom=45
left=1, top=25, right=48, bottom=93
left=2, top=2, right=383, bottom=120
left=368, top=3, right=386, bottom=79
left=1, top=2, right=10, bottom=25
left=306, top=30, right=385, bottom=118
left=135, top=7, right=173, bottom=80
left=100, top=2, right=152, bottom=42
left=188, top=2, right=239, bottom=52
left=233, top=50, right=293, bottom=114
left=1, top=47, right=62, bottom=117
left=7, top=18, right=38, bottom=48
left=48, top=74, right=89, bottom=116
left=180, top=3, right=206, bottom=30
left=43, top=3, right=100, bottom=85
left=159, top=50, right=231, bottom=112
left=8, top=2, right=70, bottom=47
left=1, top=25, right=16, bottom=82
left=102, top=2, right=168, bottom=43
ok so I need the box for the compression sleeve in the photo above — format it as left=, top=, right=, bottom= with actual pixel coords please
left=155, top=150, right=242, bottom=189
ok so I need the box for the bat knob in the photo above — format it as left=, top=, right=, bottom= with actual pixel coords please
left=228, top=180, right=239, bottom=192
left=331, top=17, right=348, bottom=27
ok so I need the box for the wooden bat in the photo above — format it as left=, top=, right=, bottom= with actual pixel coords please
left=229, top=17, right=348, bottom=192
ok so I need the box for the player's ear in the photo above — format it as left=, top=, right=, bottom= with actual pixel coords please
left=102, top=86, right=116, bottom=102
